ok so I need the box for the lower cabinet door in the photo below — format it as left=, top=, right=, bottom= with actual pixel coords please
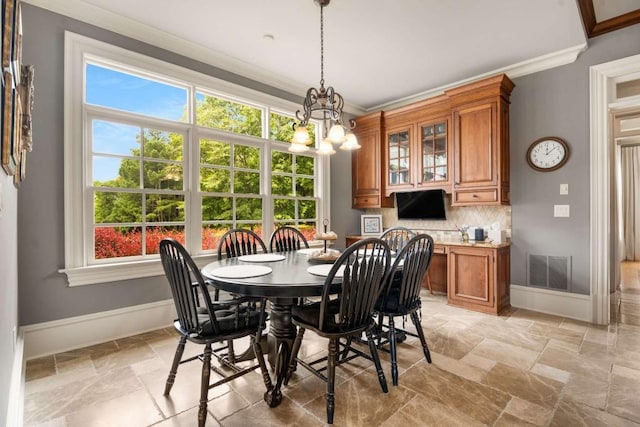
left=447, top=246, right=496, bottom=313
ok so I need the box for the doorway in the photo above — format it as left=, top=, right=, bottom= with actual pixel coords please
left=613, top=108, right=640, bottom=325
left=590, top=53, right=640, bottom=325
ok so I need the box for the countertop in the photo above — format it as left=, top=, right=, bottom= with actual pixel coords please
left=345, top=235, right=511, bottom=249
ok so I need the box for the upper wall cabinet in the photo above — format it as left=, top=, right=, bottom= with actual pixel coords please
left=351, top=74, right=514, bottom=207
left=383, top=95, right=452, bottom=195
left=447, top=74, right=514, bottom=206
left=351, top=112, right=394, bottom=209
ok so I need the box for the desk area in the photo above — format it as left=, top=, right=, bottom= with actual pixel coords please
left=346, top=235, right=511, bottom=315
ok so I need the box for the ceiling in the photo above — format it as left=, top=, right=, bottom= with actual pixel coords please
left=24, top=0, right=640, bottom=112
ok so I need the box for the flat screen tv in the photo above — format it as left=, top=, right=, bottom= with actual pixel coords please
left=396, top=189, right=447, bottom=220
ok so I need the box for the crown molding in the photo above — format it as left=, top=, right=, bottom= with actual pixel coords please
left=369, top=43, right=588, bottom=112
left=24, top=0, right=585, bottom=115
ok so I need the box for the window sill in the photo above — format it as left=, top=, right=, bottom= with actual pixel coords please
left=61, top=242, right=329, bottom=287
left=60, top=254, right=218, bottom=287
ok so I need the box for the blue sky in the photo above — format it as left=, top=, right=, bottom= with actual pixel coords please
left=86, top=64, right=187, bottom=181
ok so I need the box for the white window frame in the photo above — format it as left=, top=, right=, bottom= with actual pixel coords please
left=62, top=32, right=330, bottom=286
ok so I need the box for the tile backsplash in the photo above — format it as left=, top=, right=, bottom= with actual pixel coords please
left=365, top=196, right=511, bottom=237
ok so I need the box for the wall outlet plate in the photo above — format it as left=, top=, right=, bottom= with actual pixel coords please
left=554, top=205, right=570, bottom=217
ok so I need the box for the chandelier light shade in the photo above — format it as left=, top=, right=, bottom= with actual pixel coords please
left=289, top=0, right=359, bottom=154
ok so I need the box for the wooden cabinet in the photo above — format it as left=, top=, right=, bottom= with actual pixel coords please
left=346, top=233, right=511, bottom=315
left=352, top=74, right=514, bottom=206
left=382, top=96, right=452, bottom=196
left=447, top=245, right=510, bottom=315
left=351, top=112, right=393, bottom=209
left=345, top=235, right=363, bottom=248
left=418, top=118, right=450, bottom=189
left=385, top=123, right=415, bottom=193
left=447, top=74, right=514, bottom=206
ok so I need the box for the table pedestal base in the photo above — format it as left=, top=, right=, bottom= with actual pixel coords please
left=265, top=298, right=297, bottom=407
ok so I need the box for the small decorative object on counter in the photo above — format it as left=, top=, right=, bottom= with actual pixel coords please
left=456, top=225, right=469, bottom=242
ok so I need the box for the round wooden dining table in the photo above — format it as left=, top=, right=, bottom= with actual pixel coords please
left=201, top=250, right=340, bottom=408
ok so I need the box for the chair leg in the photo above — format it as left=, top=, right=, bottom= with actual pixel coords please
left=251, top=334, right=273, bottom=392
left=388, top=316, right=399, bottom=386
left=284, top=327, right=305, bottom=386
left=327, top=338, right=338, bottom=424
left=340, top=335, right=353, bottom=360
left=376, top=313, right=384, bottom=347
left=410, top=312, right=431, bottom=363
left=198, top=343, right=212, bottom=427
left=426, top=271, right=433, bottom=294
left=365, top=328, right=388, bottom=394
left=227, top=339, right=235, bottom=362
left=164, top=335, right=187, bottom=396
left=253, top=303, right=273, bottom=392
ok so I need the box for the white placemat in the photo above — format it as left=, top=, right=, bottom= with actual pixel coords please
left=296, top=248, right=316, bottom=255
left=355, top=249, right=396, bottom=257
left=390, top=258, right=405, bottom=267
left=238, top=254, right=285, bottom=262
left=307, top=264, right=345, bottom=278
left=208, top=265, right=272, bottom=279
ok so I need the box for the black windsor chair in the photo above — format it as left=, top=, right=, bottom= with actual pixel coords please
left=159, top=238, right=272, bottom=427
left=374, top=233, right=435, bottom=385
left=284, top=238, right=392, bottom=424
left=379, top=226, right=416, bottom=252
left=268, top=226, right=310, bottom=252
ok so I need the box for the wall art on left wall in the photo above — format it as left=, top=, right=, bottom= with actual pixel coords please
left=1, top=0, right=33, bottom=185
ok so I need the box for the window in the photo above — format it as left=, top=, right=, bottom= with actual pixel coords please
left=63, top=32, right=329, bottom=286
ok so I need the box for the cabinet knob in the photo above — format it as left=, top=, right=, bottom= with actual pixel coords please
left=472, top=194, right=478, bottom=198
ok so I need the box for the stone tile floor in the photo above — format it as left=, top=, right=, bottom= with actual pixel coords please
left=24, top=284, right=640, bottom=426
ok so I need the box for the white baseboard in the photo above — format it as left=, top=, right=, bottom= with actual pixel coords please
left=510, top=284, right=593, bottom=323
left=6, top=329, right=24, bottom=427
left=22, top=299, right=175, bottom=360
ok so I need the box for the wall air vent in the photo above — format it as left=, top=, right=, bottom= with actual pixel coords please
left=527, top=254, right=572, bottom=292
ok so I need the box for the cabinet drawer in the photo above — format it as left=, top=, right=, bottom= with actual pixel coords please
left=452, top=189, right=497, bottom=204
left=433, top=244, right=446, bottom=254
left=353, top=195, right=380, bottom=208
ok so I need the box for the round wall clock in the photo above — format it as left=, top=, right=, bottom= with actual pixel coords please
left=526, top=136, right=570, bottom=172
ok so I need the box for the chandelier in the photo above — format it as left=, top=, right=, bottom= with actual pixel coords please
left=288, top=0, right=360, bottom=155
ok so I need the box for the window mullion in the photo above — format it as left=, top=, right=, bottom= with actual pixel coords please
left=66, top=33, right=329, bottom=283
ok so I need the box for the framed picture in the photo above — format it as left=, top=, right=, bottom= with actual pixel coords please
left=2, top=0, right=15, bottom=71
left=11, top=1, right=22, bottom=85
left=2, top=70, right=15, bottom=175
left=360, top=214, right=383, bottom=236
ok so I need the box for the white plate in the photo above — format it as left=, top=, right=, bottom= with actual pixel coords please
left=207, top=265, right=272, bottom=279
left=238, top=254, right=286, bottom=262
left=307, top=264, right=345, bottom=278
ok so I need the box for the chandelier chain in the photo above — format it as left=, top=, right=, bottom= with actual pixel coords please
left=288, top=0, right=360, bottom=153
left=320, top=3, right=324, bottom=87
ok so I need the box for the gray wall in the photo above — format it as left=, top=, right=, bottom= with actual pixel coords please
left=510, top=24, right=640, bottom=294
left=0, top=173, right=18, bottom=427
left=329, top=152, right=361, bottom=247
left=18, top=4, right=356, bottom=326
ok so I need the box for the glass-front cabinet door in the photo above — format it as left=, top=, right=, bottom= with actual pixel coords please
left=418, top=118, right=450, bottom=189
left=386, top=126, right=414, bottom=192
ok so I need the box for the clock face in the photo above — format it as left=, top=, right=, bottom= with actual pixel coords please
left=527, top=137, right=569, bottom=171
